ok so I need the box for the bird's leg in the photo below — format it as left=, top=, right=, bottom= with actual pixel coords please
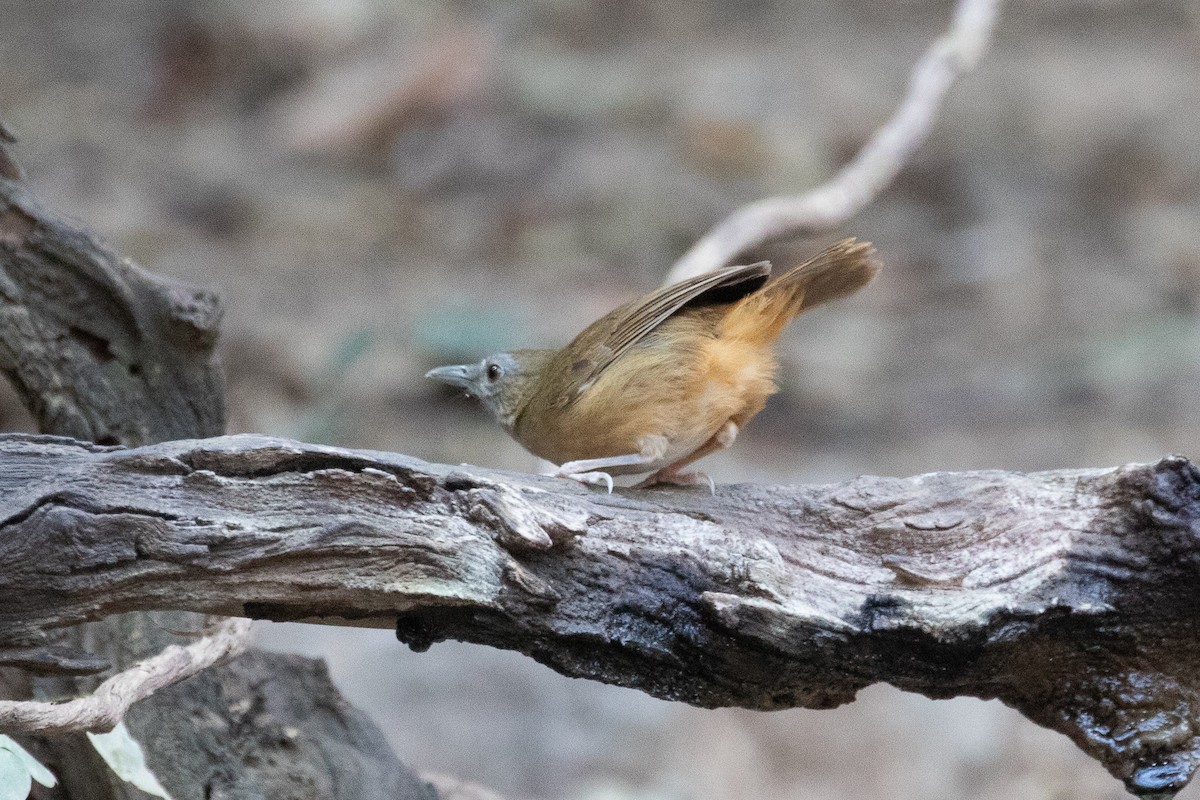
left=550, top=435, right=668, bottom=493
left=633, top=421, right=739, bottom=492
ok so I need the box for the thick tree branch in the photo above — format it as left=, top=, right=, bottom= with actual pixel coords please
left=0, top=159, right=442, bottom=798
left=666, top=0, right=1001, bottom=283
left=1, top=432, right=1197, bottom=797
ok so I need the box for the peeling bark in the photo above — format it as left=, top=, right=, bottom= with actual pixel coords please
left=0, top=175, right=442, bottom=800
left=1, top=433, right=1198, bottom=797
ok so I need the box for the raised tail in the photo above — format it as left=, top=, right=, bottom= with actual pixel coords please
left=720, top=238, right=879, bottom=345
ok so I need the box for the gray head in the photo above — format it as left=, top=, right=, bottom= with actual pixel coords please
left=425, top=350, right=548, bottom=429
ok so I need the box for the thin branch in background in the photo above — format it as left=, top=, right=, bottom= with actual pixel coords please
left=665, top=0, right=1001, bottom=283
left=0, top=618, right=252, bottom=735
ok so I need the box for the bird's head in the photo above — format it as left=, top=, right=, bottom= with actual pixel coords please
left=425, top=349, right=551, bottom=429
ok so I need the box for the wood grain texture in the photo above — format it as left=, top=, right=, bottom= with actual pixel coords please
left=0, top=174, right=441, bottom=800
left=2, top=432, right=1197, bottom=797
left=0, top=177, right=224, bottom=445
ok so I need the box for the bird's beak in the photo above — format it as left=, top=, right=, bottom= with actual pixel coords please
left=425, top=363, right=480, bottom=393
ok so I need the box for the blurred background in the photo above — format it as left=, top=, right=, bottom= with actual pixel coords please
left=4, top=0, right=1200, bottom=798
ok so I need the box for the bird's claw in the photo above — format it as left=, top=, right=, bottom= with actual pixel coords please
left=633, top=470, right=715, bottom=494
left=552, top=469, right=614, bottom=493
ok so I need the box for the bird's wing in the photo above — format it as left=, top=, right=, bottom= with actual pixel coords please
left=556, top=260, right=771, bottom=403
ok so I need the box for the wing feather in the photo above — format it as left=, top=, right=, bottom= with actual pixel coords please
left=556, top=261, right=771, bottom=402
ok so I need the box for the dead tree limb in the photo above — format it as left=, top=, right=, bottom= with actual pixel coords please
left=0, top=174, right=443, bottom=799
left=0, top=432, right=1197, bottom=798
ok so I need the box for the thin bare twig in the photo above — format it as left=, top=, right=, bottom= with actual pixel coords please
left=665, top=0, right=1001, bottom=283
left=0, top=618, right=252, bottom=735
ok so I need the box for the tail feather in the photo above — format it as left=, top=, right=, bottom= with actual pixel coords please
left=721, top=238, right=879, bottom=344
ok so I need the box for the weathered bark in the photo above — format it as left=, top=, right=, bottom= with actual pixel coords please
left=17, top=647, right=439, bottom=800
left=126, top=650, right=438, bottom=800
left=0, top=174, right=441, bottom=799
left=0, top=178, right=224, bottom=446
left=1, top=432, right=1198, bottom=798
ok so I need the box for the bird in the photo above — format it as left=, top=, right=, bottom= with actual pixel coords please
left=426, top=238, right=879, bottom=491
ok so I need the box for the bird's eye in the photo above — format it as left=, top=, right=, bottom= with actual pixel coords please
left=486, top=362, right=503, bottom=381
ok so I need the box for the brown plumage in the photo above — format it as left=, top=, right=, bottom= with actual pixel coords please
left=426, top=238, right=880, bottom=490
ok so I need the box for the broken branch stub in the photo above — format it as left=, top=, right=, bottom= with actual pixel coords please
left=0, top=432, right=1197, bottom=796
left=0, top=177, right=225, bottom=446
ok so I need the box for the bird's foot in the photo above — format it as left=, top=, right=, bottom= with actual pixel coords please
left=550, top=451, right=658, bottom=493
left=632, top=470, right=715, bottom=494
left=550, top=468, right=614, bottom=493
